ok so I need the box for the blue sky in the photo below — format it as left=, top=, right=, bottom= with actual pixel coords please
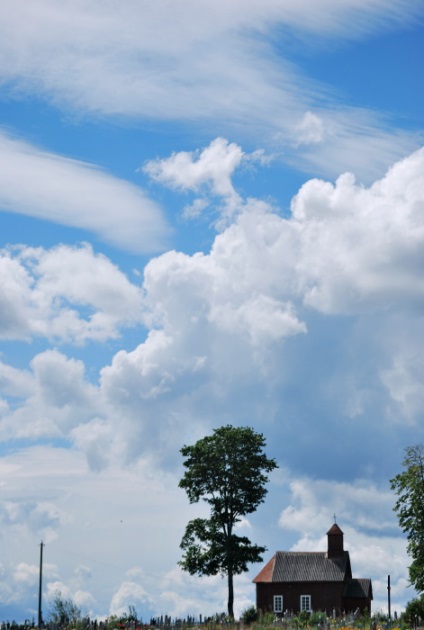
left=0, top=0, right=423, bottom=622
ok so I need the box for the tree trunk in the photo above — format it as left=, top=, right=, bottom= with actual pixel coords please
left=227, top=568, right=234, bottom=618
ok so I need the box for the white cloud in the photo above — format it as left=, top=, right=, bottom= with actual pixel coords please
left=109, top=582, right=153, bottom=617
left=0, top=350, right=102, bottom=440
left=182, top=198, right=209, bottom=220
left=0, top=446, right=203, bottom=620
left=144, top=138, right=244, bottom=198
left=2, top=144, right=421, bottom=456
left=144, top=138, right=257, bottom=224
left=0, top=146, right=421, bottom=463
left=295, top=112, right=325, bottom=145
left=290, top=147, right=424, bottom=313
left=0, top=2, right=421, bottom=179
left=278, top=477, right=395, bottom=535
left=0, top=132, right=170, bottom=253
left=0, top=362, right=33, bottom=398
left=13, top=563, right=39, bottom=585
left=0, top=243, right=145, bottom=343
left=0, top=500, right=64, bottom=542
left=0, top=145, right=422, bottom=619
left=380, top=327, right=424, bottom=422
left=74, top=590, right=96, bottom=612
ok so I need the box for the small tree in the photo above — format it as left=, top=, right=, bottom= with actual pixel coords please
left=178, top=424, right=278, bottom=618
left=241, top=605, right=259, bottom=624
left=47, top=591, right=82, bottom=627
left=390, top=444, right=424, bottom=592
left=404, top=594, right=424, bottom=626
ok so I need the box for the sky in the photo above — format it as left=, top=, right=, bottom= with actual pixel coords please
left=0, top=0, right=423, bottom=623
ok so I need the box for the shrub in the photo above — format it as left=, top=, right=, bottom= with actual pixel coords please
left=242, top=607, right=259, bottom=625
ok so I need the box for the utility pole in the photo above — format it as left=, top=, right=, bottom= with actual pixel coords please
left=387, top=574, right=391, bottom=626
left=38, top=541, right=44, bottom=629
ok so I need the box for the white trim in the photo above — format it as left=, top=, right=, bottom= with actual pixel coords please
left=300, top=594, right=311, bottom=612
left=273, top=595, right=283, bottom=613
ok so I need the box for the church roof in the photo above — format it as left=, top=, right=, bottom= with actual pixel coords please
left=327, top=523, right=344, bottom=536
left=344, top=578, right=373, bottom=600
left=253, top=551, right=351, bottom=583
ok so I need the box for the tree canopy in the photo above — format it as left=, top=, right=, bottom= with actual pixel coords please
left=178, top=424, right=278, bottom=618
left=404, top=594, right=424, bottom=626
left=47, top=591, right=82, bottom=627
left=390, top=444, right=424, bottom=593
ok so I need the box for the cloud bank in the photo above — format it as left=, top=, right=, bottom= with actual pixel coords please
left=0, top=140, right=422, bottom=620
left=0, top=1, right=421, bottom=179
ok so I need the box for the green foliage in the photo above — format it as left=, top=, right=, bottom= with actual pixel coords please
left=241, top=606, right=259, bottom=624
left=390, top=444, right=424, bottom=592
left=47, top=591, right=82, bottom=627
left=404, top=594, right=424, bottom=625
left=357, top=608, right=370, bottom=627
left=298, top=611, right=310, bottom=627
left=310, top=612, right=326, bottom=626
left=178, top=425, right=278, bottom=618
left=258, top=611, right=277, bottom=624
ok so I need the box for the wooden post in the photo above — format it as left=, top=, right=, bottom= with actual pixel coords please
left=38, top=542, right=44, bottom=629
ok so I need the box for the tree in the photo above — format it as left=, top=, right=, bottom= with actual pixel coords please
left=47, top=591, right=82, bottom=627
left=404, top=594, right=424, bottom=626
left=390, top=444, right=424, bottom=592
left=178, top=424, right=278, bottom=618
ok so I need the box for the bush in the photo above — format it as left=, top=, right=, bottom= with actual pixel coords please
left=241, top=606, right=259, bottom=624
left=310, top=612, right=326, bottom=626
left=259, top=611, right=277, bottom=624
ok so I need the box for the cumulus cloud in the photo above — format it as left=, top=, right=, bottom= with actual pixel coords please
left=0, top=500, right=63, bottom=541
left=110, top=581, right=154, bottom=617
left=0, top=144, right=422, bottom=463
left=0, top=132, right=170, bottom=253
left=0, top=243, right=144, bottom=343
left=13, top=563, right=39, bottom=585
left=143, top=138, right=269, bottom=223
left=2, top=142, right=421, bottom=458
left=0, top=145, right=422, bottom=619
left=88, top=146, right=424, bottom=470
left=0, top=350, right=102, bottom=440
left=290, top=147, right=424, bottom=313
left=144, top=138, right=244, bottom=198
left=380, top=349, right=424, bottom=422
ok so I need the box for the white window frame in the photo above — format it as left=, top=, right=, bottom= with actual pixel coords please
left=300, top=594, right=311, bottom=612
left=273, top=595, right=283, bottom=613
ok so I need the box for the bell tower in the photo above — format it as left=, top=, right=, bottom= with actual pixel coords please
left=327, top=522, right=344, bottom=558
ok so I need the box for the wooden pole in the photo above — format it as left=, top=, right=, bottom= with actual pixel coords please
left=38, top=542, right=44, bottom=629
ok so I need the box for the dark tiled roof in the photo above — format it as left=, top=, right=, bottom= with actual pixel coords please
left=327, top=523, right=344, bottom=536
left=253, top=551, right=350, bottom=583
left=344, top=578, right=373, bottom=599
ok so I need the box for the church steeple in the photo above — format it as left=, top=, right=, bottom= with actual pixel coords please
left=327, top=522, right=344, bottom=558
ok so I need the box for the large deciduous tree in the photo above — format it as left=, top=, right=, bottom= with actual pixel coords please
left=391, top=444, right=424, bottom=593
left=178, top=425, right=278, bottom=618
